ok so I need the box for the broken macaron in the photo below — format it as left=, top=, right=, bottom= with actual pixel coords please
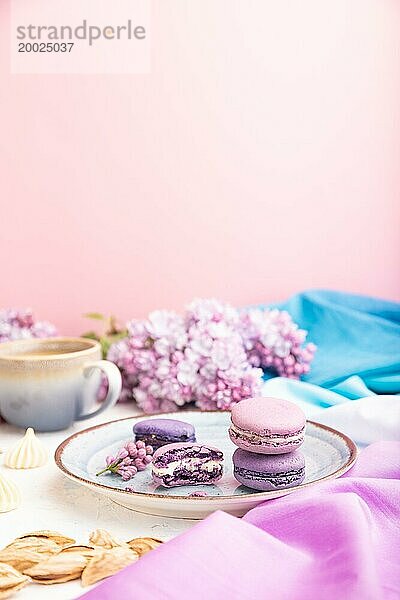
left=151, top=443, right=223, bottom=488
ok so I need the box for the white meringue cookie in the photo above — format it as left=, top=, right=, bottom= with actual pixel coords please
left=5, top=428, right=48, bottom=469
left=0, top=471, right=21, bottom=512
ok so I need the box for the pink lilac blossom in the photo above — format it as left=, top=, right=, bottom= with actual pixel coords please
left=108, top=311, right=192, bottom=413
left=107, top=299, right=316, bottom=413
left=239, top=308, right=317, bottom=378
left=0, top=309, right=57, bottom=342
left=96, top=440, right=154, bottom=481
left=185, top=299, right=263, bottom=410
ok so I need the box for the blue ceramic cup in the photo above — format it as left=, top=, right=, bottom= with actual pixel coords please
left=0, top=337, right=122, bottom=431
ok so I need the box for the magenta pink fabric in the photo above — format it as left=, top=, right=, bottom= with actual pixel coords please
left=80, top=442, right=400, bottom=600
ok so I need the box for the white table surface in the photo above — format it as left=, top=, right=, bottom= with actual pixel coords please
left=0, top=404, right=196, bottom=600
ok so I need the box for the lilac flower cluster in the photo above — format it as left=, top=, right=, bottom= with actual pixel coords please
left=108, top=311, right=191, bottom=412
left=0, top=309, right=57, bottom=342
left=107, top=299, right=316, bottom=414
left=97, top=440, right=154, bottom=481
left=184, top=299, right=263, bottom=411
left=239, top=308, right=317, bottom=378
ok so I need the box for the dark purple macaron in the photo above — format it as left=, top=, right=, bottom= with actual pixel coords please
left=152, top=442, right=224, bottom=487
left=133, top=418, right=196, bottom=451
left=233, top=448, right=305, bottom=491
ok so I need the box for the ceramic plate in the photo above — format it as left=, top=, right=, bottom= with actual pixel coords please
left=55, top=411, right=357, bottom=519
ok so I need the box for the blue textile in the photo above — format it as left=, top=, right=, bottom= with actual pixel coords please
left=260, top=290, right=400, bottom=411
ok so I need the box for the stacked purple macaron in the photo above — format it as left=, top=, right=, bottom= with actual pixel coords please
left=229, top=397, right=306, bottom=491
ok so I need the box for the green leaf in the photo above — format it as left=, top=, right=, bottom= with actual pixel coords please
left=100, top=337, right=112, bottom=358
left=82, top=331, right=100, bottom=341
left=84, top=312, right=106, bottom=321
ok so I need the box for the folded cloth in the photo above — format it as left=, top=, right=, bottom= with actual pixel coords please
left=79, top=441, right=400, bottom=600
left=269, top=289, right=400, bottom=391
left=262, top=376, right=374, bottom=415
left=311, top=396, right=400, bottom=446
left=260, top=290, right=400, bottom=412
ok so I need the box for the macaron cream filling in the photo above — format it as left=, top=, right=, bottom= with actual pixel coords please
left=135, top=432, right=196, bottom=446
left=153, top=459, right=222, bottom=477
left=229, top=422, right=305, bottom=448
left=152, top=445, right=223, bottom=487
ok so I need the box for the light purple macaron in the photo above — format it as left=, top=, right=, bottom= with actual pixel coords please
left=233, top=448, right=305, bottom=491
left=133, top=418, right=196, bottom=451
left=229, top=396, right=306, bottom=454
left=152, top=442, right=224, bottom=488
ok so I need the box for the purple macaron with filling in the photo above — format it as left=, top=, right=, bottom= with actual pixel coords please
left=233, top=448, right=305, bottom=491
left=229, top=396, right=306, bottom=454
left=133, top=418, right=196, bottom=451
left=152, top=442, right=224, bottom=487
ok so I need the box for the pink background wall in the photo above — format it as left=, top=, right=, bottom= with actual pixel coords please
left=1, top=0, right=399, bottom=335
